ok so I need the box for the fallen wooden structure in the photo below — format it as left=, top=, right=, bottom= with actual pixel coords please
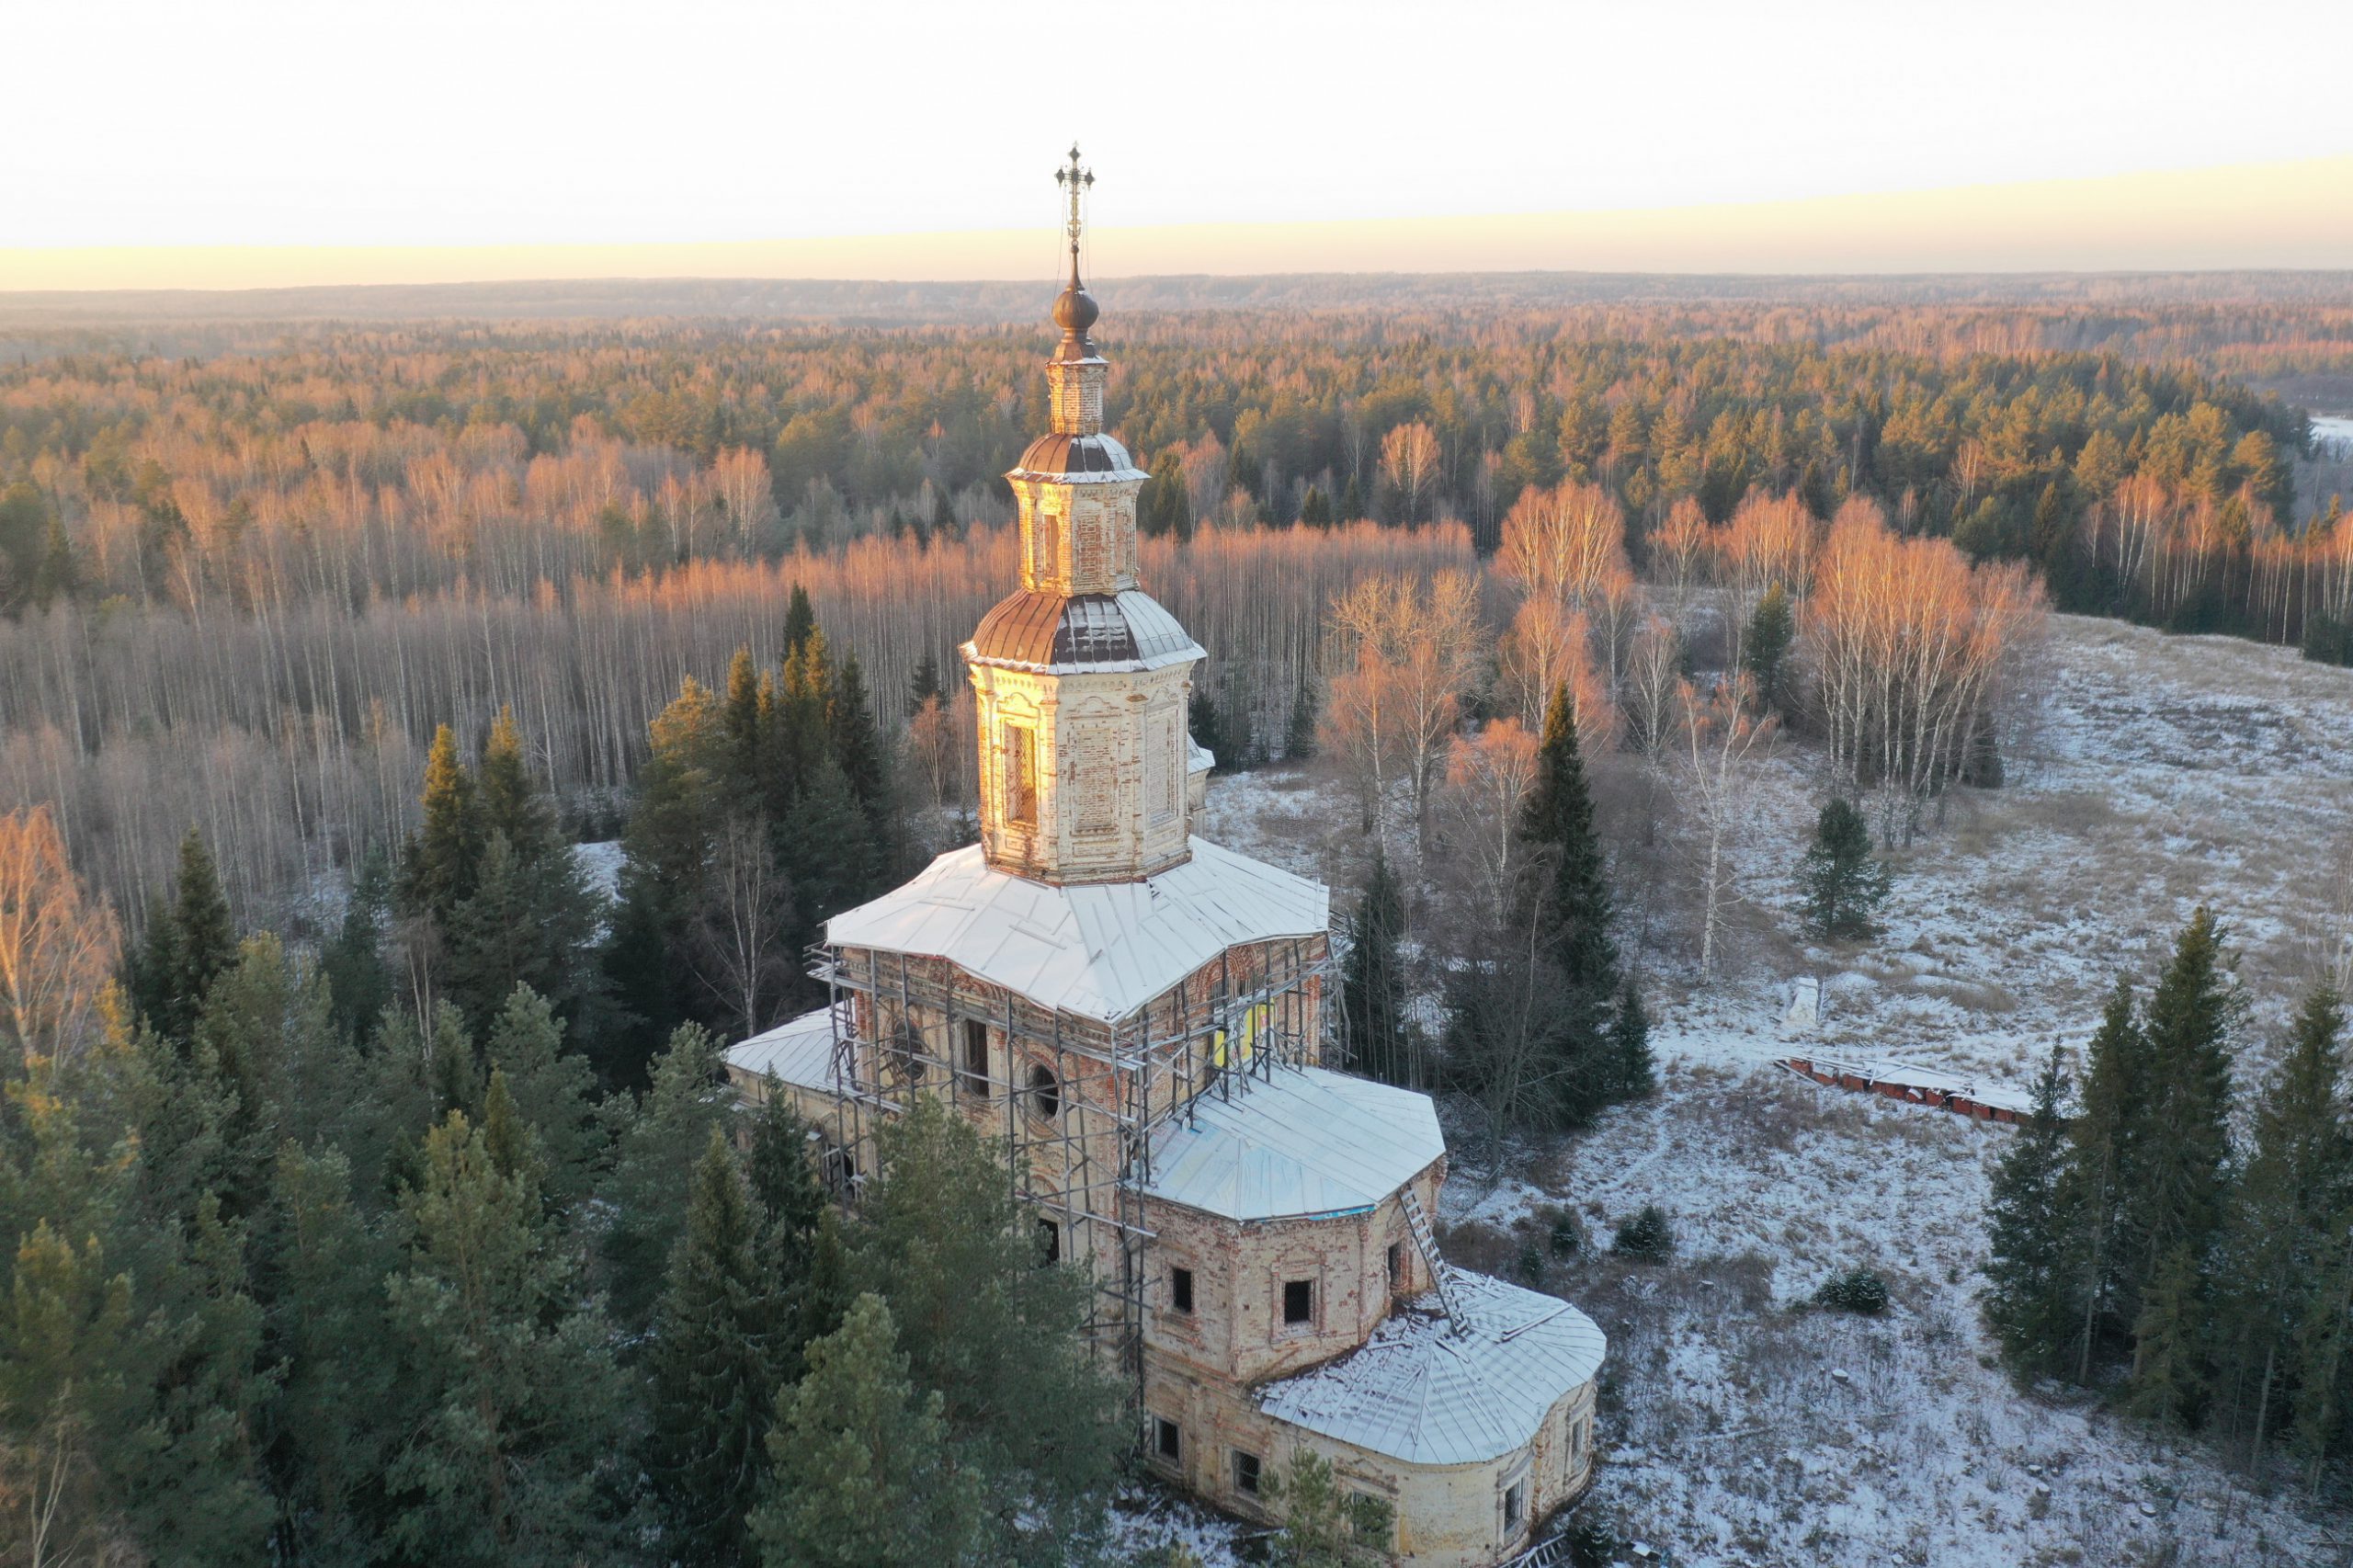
left=1778, top=1054, right=2040, bottom=1126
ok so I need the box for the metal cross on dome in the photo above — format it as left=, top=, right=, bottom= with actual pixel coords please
left=1054, top=145, right=1093, bottom=260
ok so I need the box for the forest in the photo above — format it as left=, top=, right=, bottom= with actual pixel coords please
left=1, top=278, right=2352, bottom=1562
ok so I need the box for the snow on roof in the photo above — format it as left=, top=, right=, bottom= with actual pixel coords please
left=1784, top=1053, right=2037, bottom=1114
left=824, top=836, right=1328, bottom=1022
left=1144, top=1065, right=1443, bottom=1221
left=1257, top=1272, right=1607, bottom=1467
left=725, top=1003, right=844, bottom=1094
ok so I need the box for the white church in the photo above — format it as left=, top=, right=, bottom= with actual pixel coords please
left=725, top=151, right=1606, bottom=1567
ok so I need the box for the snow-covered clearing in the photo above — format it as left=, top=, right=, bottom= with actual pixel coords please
left=1149, top=616, right=2353, bottom=1567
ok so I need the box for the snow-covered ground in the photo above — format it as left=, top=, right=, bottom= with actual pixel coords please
left=1157, top=615, right=2353, bottom=1567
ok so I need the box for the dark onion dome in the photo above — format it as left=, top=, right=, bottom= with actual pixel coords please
left=968, top=589, right=1202, bottom=671
left=1010, top=431, right=1145, bottom=483
left=1052, top=255, right=1102, bottom=360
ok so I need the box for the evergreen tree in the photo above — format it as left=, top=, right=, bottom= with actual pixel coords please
left=1139, top=451, right=1192, bottom=542
left=398, top=723, right=483, bottom=926
left=1284, top=670, right=1321, bottom=762
left=1800, top=797, right=1893, bottom=939
left=829, top=652, right=895, bottom=857
left=383, top=1111, right=625, bottom=1565
left=907, top=650, right=943, bottom=717
left=2128, top=909, right=2238, bottom=1299
left=650, top=1127, right=793, bottom=1566
left=1515, top=683, right=1620, bottom=1121
left=132, top=830, right=238, bottom=1043
left=1983, top=1043, right=2083, bottom=1376
left=1266, top=1446, right=1394, bottom=1567
left=750, top=1292, right=980, bottom=1568
left=1608, top=976, right=1654, bottom=1100
left=323, top=843, right=393, bottom=1042
left=780, top=584, right=816, bottom=662
left=1339, top=849, right=1412, bottom=1085
left=481, top=984, right=601, bottom=1204
left=600, top=1023, right=735, bottom=1333
left=722, top=646, right=764, bottom=799
left=476, top=706, right=560, bottom=863
left=2129, top=1242, right=2209, bottom=1426
left=745, top=1081, right=826, bottom=1319
left=2063, top=975, right=2146, bottom=1378
left=1741, top=583, right=1796, bottom=710
left=1298, top=484, right=1333, bottom=528
left=851, top=1100, right=1124, bottom=1558
left=2215, top=987, right=2348, bottom=1459
left=1339, top=472, right=1364, bottom=523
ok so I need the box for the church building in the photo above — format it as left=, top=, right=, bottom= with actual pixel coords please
left=725, top=151, right=1606, bottom=1568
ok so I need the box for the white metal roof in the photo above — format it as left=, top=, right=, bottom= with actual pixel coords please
left=725, top=1003, right=843, bottom=1093
left=824, top=837, right=1329, bottom=1022
left=1143, top=1065, right=1443, bottom=1221
left=1257, top=1272, right=1608, bottom=1467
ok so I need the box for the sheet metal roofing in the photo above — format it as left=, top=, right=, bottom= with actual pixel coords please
left=1143, top=1065, right=1443, bottom=1221
left=824, top=837, right=1328, bottom=1023
left=1257, top=1273, right=1608, bottom=1467
left=967, top=589, right=1202, bottom=673
left=1011, top=431, right=1145, bottom=483
left=726, top=1004, right=842, bottom=1093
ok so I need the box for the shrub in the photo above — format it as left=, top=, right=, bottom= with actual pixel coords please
left=1567, top=1514, right=1623, bottom=1568
left=1609, top=1205, right=1675, bottom=1263
left=1542, top=1203, right=1585, bottom=1259
left=1813, top=1268, right=1891, bottom=1314
left=1515, top=1238, right=1547, bottom=1284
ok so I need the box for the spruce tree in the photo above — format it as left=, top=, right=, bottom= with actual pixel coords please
left=1801, top=797, right=1892, bottom=939
left=1340, top=849, right=1412, bottom=1085
left=750, top=1292, right=980, bottom=1568
left=745, top=1081, right=826, bottom=1320
left=1608, top=976, right=1655, bottom=1100
left=2063, top=975, right=2146, bottom=1378
left=1741, top=583, right=1795, bottom=710
left=135, top=830, right=238, bottom=1043
left=830, top=652, right=894, bottom=851
left=600, top=1023, right=736, bottom=1333
left=1518, top=683, right=1620, bottom=1121
left=1298, top=484, right=1333, bottom=528
left=650, top=1127, right=792, bottom=1566
left=323, top=844, right=392, bottom=1042
left=722, top=647, right=764, bottom=798
left=1983, top=1043, right=2083, bottom=1377
left=780, top=584, right=816, bottom=662
left=481, top=984, right=601, bottom=1205
left=476, top=706, right=559, bottom=863
left=2128, top=1242, right=2209, bottom=1427
left=907, top=650, right=943, bottom=716
left=2216, top=987, right=2348, bottom=1459
left=1340, top=472, right=1364, bottom=523
left=1284, top=670, right=1321, bottom=762
left=2129, top=909, right=2237, bottom=1297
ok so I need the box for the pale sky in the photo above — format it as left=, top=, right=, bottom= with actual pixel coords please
left=5, top=0, right=2349, bottom=281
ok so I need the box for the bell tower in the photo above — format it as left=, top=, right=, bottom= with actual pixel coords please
left=963, top=149, right=1205, bottom=886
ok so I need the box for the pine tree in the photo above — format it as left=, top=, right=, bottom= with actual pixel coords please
left=1266, top=1446, right=1393, bottom=1567
left=1339, top=849, right=1412, bottom=1085
left=600, top=1023, right=735, bottom=1333
left=1983, top=1043, right=2083, bottom=1376
left=750, top=1292, right=980, bottom=1568
left=851, top=1100, right=1123, bottom=1554
left=480, top=1067, right=542, bottom=1187
left=1741, top=583, right=1796, bottom=710
left=399, top=723, right=483, bottom=926
left=650, top=1127, right=792, bottom=1566
left=1800, top=797, right=1892, bottom=939
left=383, top=1111, right=626, bottom=1565
left=1140, top=451, right=1191, bottom=541
left=723, top=647, right=764, bottom=798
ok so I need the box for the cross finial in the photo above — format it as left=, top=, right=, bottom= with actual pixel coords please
left=1053, top=145, right=1093, bottom=271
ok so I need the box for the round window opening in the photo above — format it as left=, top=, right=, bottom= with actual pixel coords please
left=1028, top=1063, right=1061, bottom=1120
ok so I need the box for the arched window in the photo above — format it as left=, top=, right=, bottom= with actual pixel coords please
left=1027, top=1062, right=1061, bottom=1120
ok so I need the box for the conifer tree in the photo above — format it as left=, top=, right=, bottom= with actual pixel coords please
left=1340, top=472, right=1364, bottom=523
left=132, top=829, right=238, bottom=1043
left=1741, top=583, right=1796, bottom=710
left=1801, top=797, right=1893, bottom=939
left=476, top=706, right=559, bottom=864
left=830, top=652, right=894, bottom=858
left=1984, top=1043, right=2083, bottom=1376
left=2129, top=1242, right=2209, bottom=1426
left=383, top=1111, right=625, bottom=1564
left=1140, top=452, right=1191, bottom=542
left=750, top=1291, right=980, bottom=1568
left=482, top=984, right=601, bottom=1204
left=399, top=724, right=483, bottom=926
left=723, top=647, right=764, bottom=797
left=600, top=1023, right=735, bottom=1333
left=2128, top=909, right=2237, bottom=1300
left=851, top=1099, right=1123, bottom=1555
left=745, top=1081, right=826, bottom=1316
left=323, top=844, right=392, bottom=1042
left=2063, top=975, right=2146, bottom=1377
left=1340, top=849, right=1412, bottom=1085
left=907, top=650, right=943, bottom=717
left=2215, top=987, right=2348, bottom=1458
left=1521, top=683, right=1618, bottom=999
left=780, top=584, right=816, bottom=662
left=650, top=1126, right=792, bottom=1566
left=1608, top=976, right=1654, bottom=1100
left=1284, top=670, right=1321, bottom=762
left=1298, top=484, right=1333, bottom=528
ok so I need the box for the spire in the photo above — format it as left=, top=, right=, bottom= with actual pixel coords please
left=1051, top=145, right=1100, bottom=359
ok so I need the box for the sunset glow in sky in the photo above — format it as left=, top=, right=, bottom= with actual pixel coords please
left=5, top=0, right=2347, bottom=287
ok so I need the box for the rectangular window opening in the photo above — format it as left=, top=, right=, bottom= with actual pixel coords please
left=1504, top=1479, right=1527, bottom=1531
left=1233, top=1449, right=1262, bottom=1496
left=1155, top=1417, right=1181, bottom=1460
left=1386, top=1242, right=1403, bottom=1290
left=1037, top=1217, right=1060, bottom=1267
left=1282, top=1278, right=1313, bottom=1325
left=1171, top=1266, right=1194, bottom=1314
left=1006, top=724, right=1038, bottom=826
left=961, top=1019, right=988, bottom=1095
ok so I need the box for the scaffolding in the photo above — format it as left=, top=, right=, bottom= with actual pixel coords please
left=811, top=927, right=1332, bottom=1419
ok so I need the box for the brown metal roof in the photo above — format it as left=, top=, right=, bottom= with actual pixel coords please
left=1010, top=432, right=1143, bottom=482
left=968, top=589, right=1200, bottom=670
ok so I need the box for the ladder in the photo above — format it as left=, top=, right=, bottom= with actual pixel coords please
left=1499, top=1534, right=1574, bottom=1568
left=1396, top=1183, right=1467, bottom=1328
